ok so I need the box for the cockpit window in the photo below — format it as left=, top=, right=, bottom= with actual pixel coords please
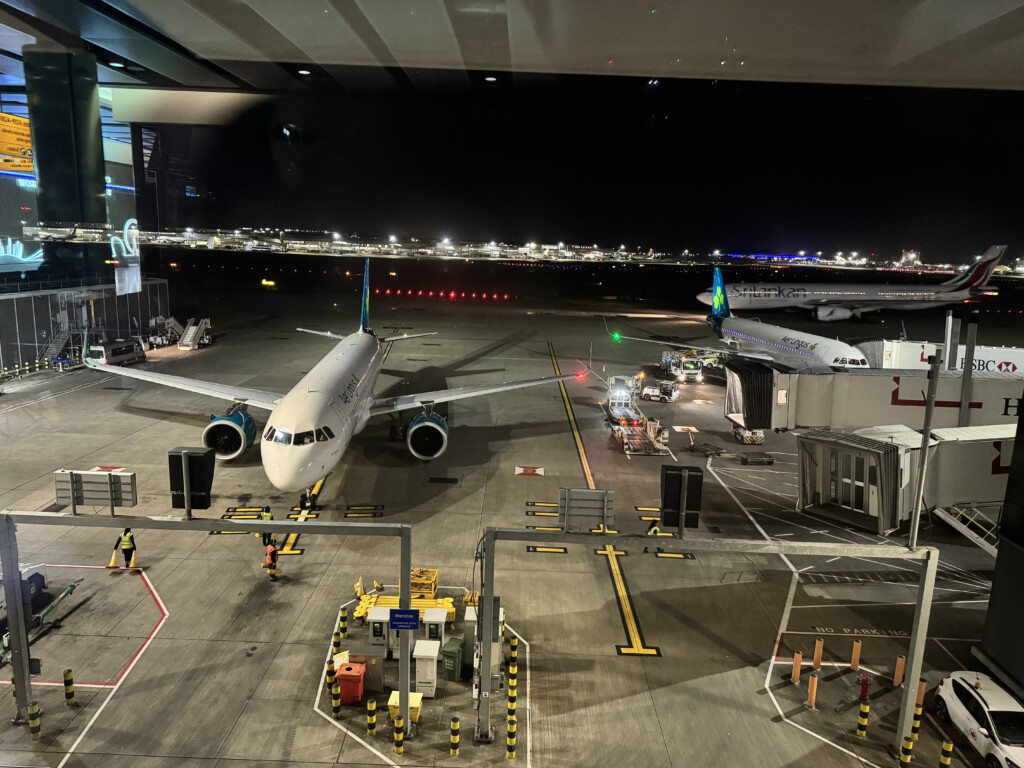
left=263, top=426, right=276, bottom=441
left=295, top=430, right=316, bottom=446
left=272, top=429, right=293, bottom=446
left=315, top=428, right=330, bottom=442
left=323, top=425, right=335, bottom=439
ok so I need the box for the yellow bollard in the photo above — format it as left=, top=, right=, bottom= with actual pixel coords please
left=916, top=678, right=927, bottom=706
left=331, top=681, right=341, bottom=720
left=939, top=740, right=953, bottom=767
left=506, top=714, right=516, bottom=759
left=791, top=651, right=803, bottom=684
left=339, top=608, right=348, bottom=639
left=805, top=672, right=819, bottom=709
left=325, top=659, right=335, bottom=690
left=893, top=654, right=906, bottom=687
left=850, top=640, right=862, bottom=671
left=63, top=669, right=76, bottom=706
left=106, top=549, right=118, bottom=568
left=812, top=637, right=824, bottom=670
left=856, top=701, right=869, bottom=738
left=450, top=716, right=460, bottom=755
left=366, top=698, right=376, bottom=736
left=911, top=704, right=923, bottom=741
left=510, top=636, right=518, bottom=663
left=393, top=715, right=404, bottom=754
left=28, top=701, right=40, bottom=741
left=332, top=632, right=341, bottom=657
left=507, top=681, right=517, bottom=721
left=899, top=736, right=914, bottom=766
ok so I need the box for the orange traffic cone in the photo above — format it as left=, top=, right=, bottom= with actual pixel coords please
left=106, top=549, right=118, bottom=569
left=129, top=550, right=137, bottom=569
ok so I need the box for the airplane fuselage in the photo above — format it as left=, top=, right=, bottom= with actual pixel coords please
left=713, top=315, right=869, bottom=369
left=260, top=331, right=385, bottom=492
left=698, top=284, right=971, bottom=311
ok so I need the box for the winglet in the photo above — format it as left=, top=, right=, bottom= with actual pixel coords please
left=711, top=267, right=732, bottom=319
left=360, top=257, right=371, bottom=333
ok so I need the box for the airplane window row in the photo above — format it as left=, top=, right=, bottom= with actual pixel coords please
left=263, top=425, right=336, bottom=445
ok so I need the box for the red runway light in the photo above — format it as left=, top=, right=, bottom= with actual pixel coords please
left=429, top=291, right=434, bottom=296
left=449, top=291, right=456, bottom=298
left=375, top=289, right=380, bottom=294
left=472, top=293, right=476, bottom=298
left=504, top=294, right=509, bottom=300
left=418, top=289, right=423, bottom=296
left=386, top=289, right=391, bottom=294
left=461, top=292, right=466, bottom=297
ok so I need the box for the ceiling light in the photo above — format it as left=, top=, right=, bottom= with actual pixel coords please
left=485, top=76, right=497, bottom=82
left=109, top=62, right=125, bottom=68
left=298, top=69, right=311, bottom=75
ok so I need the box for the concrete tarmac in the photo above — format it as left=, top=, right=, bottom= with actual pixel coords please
left=0, top=289, right=995, bottom=767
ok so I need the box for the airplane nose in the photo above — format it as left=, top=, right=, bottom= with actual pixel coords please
left=262, top=449, right=303, bottom=492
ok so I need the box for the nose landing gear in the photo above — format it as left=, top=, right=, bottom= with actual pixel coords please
left=298, top=476, right=327, bottom=510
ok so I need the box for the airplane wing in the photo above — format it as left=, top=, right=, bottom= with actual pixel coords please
left=368, top=371, right=586, bottom=416
left=296, top=327, right=438, bottom=342
left=83, top=359, right=284, bottom=410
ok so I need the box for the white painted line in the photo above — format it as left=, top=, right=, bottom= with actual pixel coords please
left=798, top=565, right=815, bottom=573
left=774, top=533, right=793, bottom=537
left=57, top=570, right=168, bottom=768
left=826, top=557, right=841, bottom=563
left=934, top=640, right=964, bottom=669
left=666, top=448, right=678, bottom=462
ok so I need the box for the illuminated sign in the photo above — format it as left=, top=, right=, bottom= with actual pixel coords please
left=0, top=156, right=34, bottom=172
left=109, top=218, right=140, bottom=263
left=0, top=113, right=32, bottom=168
left=0, top=237, right=43, bottom=274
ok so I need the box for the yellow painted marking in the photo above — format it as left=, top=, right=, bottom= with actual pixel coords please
left=595, top=544, right=660, bottom=657
left=527, top=546, right=567, bottom=554
left=526, top=501, right=559, bottom=508
left=640, top=516, right=660, bottom=522
left=278, top=510, right=320, bottom=555
left=210, top=512, right=259, bottom=535
left=525, top=526, right=562, bottom=531
left=231, top=507, right=267, bottom=513
left=347, top=504, right=384, bottom=511
left=525, top=510, right=559, bottom=517
left=635, top=506, right=661, bottom=513
left=589, top=524, right=619, bottom=534
left=655, top=552, right=695, bottom=560
left=345, top=512, right=382, bottom=518
left=548, top=343, right=595, bottom=490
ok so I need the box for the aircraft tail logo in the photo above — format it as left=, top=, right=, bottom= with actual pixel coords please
left=711, top=267, right=732, bottom=319
left=941, top=245, right=1005, bottom=291
left=360, top=258, right=371, bottom=333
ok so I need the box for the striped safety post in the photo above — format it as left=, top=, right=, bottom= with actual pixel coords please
left=507, top=679, right=518, bottom=721
left=325, top=659, right=336, bottom=690
left=393, top=715, right=404, bottom=754
left=899, top=736, right=915, bottom=766
left=366, top=698, right=376, bottom=736
left=63, top=669, right=76, bottom=706
left=339, top=607, right=348, bottom=639
left=856, top=701, right=869, bottom=738
left=506, top=714, right=517, bottom=759
left=508, top=662, right=517, bottom=688
left=332, top=631, right=341, bottom=657
left=450, top=716, right=460, bottom=756
left=331, top=681, right=341, bottom=720
left=28, top=701, right=40, bottom=741
left=510, top=636, right=518, bottom=663
left=938, top=740, right=953, bottom=767
left=911, top=704, right=923, bottom=741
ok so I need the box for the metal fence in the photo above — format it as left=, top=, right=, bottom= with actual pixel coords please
left=0, top=278, right=169, bottom=372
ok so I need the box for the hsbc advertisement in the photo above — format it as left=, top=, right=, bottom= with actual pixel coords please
left=861, top=339, right=1024, bottom=374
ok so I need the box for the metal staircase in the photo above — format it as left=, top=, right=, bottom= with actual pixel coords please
left=177, top=317, right=210, bottom=350
left=932, top=502, right=1002, bottom=556
left=40, top=329, right=71, bottom=362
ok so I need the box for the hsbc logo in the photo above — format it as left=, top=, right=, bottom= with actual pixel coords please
left=960, top=357, right=1022, bottom=373
left=998, top=361, right=1018, bottom=373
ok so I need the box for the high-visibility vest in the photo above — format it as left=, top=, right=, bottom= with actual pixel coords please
left=266, top=545, right=277, bottom=565
left=120, top=532, right=134, bottom=549
left=261, top=510, right=272, bottom=521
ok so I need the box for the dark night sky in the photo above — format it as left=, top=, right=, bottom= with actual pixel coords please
left=194, top=74, right=1024, bottom=262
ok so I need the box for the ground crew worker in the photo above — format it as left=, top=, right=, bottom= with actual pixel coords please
left=643, top=519, right=663, bottom=554
left=266, top=538, right=279, bottom=581
left=260, top=508, right=274, bottom=546
left=116, top=527, right=136, bottom=567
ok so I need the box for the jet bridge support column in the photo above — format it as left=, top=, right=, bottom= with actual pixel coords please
left=0, top=516, right=33, bottom=722
left=893, top=548, right=938, bottom=753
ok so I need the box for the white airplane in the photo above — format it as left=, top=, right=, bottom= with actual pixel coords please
left=85, top=260, right=587, bottom=494
left=696, top=245, right=1006, bottom=320
left=609, top=267, right=869, bottom=372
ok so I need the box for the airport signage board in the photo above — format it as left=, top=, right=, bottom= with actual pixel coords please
left=0, top=156, right=33, bottom=172
left=0, top=113, right=31, bottom=162
left=389, top=608, right=420, bottom=631
left=53, top=469, right=138, bottom=508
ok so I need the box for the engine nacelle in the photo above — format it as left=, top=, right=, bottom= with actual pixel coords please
left=814, top=305, right=855, bottom=321
left=202, top=410, right=257, bottom=461
left=406, top=411, right=449, bottom=461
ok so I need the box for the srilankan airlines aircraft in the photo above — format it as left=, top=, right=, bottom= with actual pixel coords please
left=696, top=245, right=1005, bottom=320
left=609, top=267, right=869, bottom=372
left=85, top=260, right=588, bottom=494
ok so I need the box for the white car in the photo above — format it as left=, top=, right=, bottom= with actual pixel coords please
left=935, top=671, right=1024, bottom=768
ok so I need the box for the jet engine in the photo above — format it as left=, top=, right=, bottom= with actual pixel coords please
left=406, top=411, right=449, bottom=460
left=202, top=410, right=258, bottom=461
left=814, top=306, right=855, bottom=321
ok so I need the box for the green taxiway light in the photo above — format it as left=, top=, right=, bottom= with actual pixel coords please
left=612, top=331, right=621, bottom=341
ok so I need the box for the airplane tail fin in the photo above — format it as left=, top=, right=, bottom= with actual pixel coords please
left=360, top=258, right=371, bottom=333
left=940, top=245, right=1006, bottom=290
left=711, top=267, right=732, bottom=319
